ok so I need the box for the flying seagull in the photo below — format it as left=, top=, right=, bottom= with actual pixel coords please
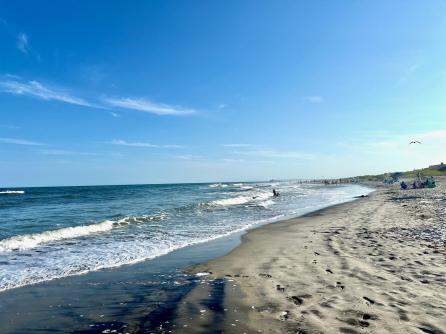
left=409, top=140, right=421, bottom=144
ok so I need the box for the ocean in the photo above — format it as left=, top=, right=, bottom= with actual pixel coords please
left=0, top=181, right=372, bottom=332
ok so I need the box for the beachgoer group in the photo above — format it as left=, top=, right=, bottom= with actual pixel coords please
left=400, top=176, right=436, bottom=190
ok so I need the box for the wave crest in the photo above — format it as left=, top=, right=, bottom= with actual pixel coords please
left=0, top=221, right=114, bottom=252
left=0, top=190, right=25, bottom=195
left=211, top=192, right=273, bottom=207
left=0, top=212, right=169, bottom=252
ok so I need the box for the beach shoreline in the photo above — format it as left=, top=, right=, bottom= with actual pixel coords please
left=168, top=180, right=446, bottom=333
left=2, top=181, right=445, bottom=333
left=0, top=182, right=372, bottom=334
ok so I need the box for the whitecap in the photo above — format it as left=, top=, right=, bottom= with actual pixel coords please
left=0, top=190, right=25, bottom=195
left=0, top=212, right=169, bottom=252
left=0, top=220, right=115, bottom=252
left=211, top=191, right=273, bottom=207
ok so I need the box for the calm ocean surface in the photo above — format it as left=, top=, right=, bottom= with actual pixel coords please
left=0, top=181, right=371, bottom=292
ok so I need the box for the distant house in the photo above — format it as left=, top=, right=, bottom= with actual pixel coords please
left=429, top=162, right=446, bottom=171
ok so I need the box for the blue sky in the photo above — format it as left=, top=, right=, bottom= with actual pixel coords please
left=1, top=1, right=446, bottom=186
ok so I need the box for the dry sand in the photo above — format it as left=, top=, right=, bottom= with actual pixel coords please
left=168, top=179, right=446, bottom=333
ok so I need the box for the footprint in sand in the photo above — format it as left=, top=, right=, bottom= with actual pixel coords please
left=418, top=323, right=445, bottom=334
left=259, top=273, right=272, bottom=278
left=288, top=296, right=304, bottom=305
left=335, top=282, right=345, bottom=290
left=340, top=310, right=378, bottom=330
left=279, top=310, right=290, bottom=321
left=287, top=294, right=312, bottom=306
left=276, top=284, right=285, bottom=292
left=363, top=296, right=375, bottom=305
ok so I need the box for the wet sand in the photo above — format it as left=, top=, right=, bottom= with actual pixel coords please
left=169, top=180, right=446, bottom=333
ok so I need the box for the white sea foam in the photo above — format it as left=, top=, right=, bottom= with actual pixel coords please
left=0, top=221, right=115, bottom=252
left=209, top=183, right=228, bottom=188
left=0, top=190, right=25, bottom=195
left=0, top=212, right=170, bottom=252
left=211, top=195, right=252, bottom=206
left=258, top=199, right=274, bottom=208
left=211, top=191, right=273, bottom=207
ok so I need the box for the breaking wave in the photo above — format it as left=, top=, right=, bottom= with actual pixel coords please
left=0, top=190, right=25, bottom=195
left=210, top=192, right=272, bottom=207
left=0, top=213, right=168, bottom=252
left=0, top=221, right=114, bottom=251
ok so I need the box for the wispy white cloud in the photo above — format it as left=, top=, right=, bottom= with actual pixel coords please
left=4, top=73, right=21, bottom=80
left=222, top=143, right=255, bottom=148
left=303, top=96, right=324, bottom=104
left=1, top=19, right=39, bottom=59
left=37, top=149, right=119, bottom=157
left=0, top=137, right=44, bottom=146
left=416, top=130, right=446, bottom=140
left=16, top=33, right=30, bottom=54
left=336, top=129, right=446, bottom=169
left=104, top=97, right=196, bottom=116
left=0, top=124, right=20, bottom=130
left=0, top=78, right=97, bottom=108
left=330, top=129, right=446, bottom=174
left=222, top=158, right=245, bottom=163
left=1, top=76, right=199, bottom=117
left=339, top=129, right=446, bottom=150
left=111, top=139, right=185, bottom=148
left=171, top=155, right=277, bottom=167
left=173, top=154, right=206, bottom=161
left=397, top=63, right=421, bottom=85
left=82, top=64, right=107, bottom=84
left=233, top=149, right=314, bottom=160
left=223, top=143, right=314, bottom=160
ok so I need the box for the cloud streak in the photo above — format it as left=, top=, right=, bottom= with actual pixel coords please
left=222, top=143, right=255, bottom=148
left=0, top=137, right=44, bottom=146
left=304, top=96, right=324, bottom=104
left=16, top=33, right=30, bottom=54
left=337, top=130, right=446, bottom=155
left=105, top=97, right=196, bottom=116
left=37, top=149, right=119, bottom=157
left=233, top=149, right=314, bottom=160
left=397, top=63, right=421, bottom=85
left=0, top=78, right=96, bottom=108
left=1, top=76, right=198, bottom=117
left=111, top=139, right=185, bottom=148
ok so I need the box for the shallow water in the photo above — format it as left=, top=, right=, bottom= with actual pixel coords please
left=0, top=181, right=371, bottom=292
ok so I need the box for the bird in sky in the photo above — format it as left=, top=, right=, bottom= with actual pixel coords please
left=409, top=140, right=421, bottom=144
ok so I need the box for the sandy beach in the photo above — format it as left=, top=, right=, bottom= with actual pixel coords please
left=167, top=179, right=446, bottom=333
